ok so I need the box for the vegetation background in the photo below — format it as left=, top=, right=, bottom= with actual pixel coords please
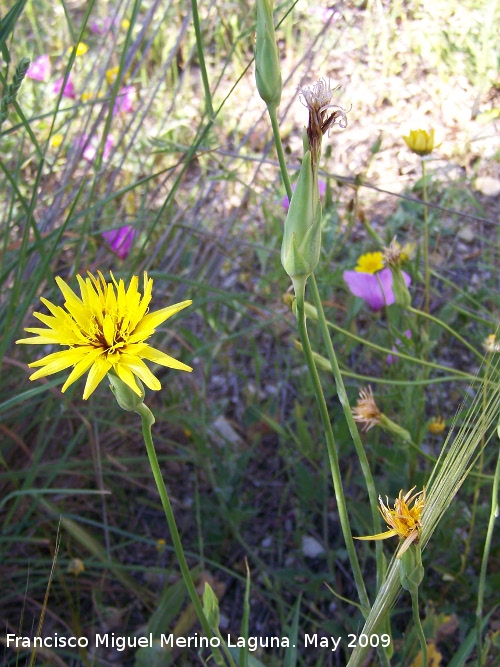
left=0, top=0, right=499, bottom=665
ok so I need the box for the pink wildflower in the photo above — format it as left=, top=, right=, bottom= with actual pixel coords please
left=281, top=179, right=327, bottom=210
left=27, top=54, right=51, bottom=82
left=80, top=134, right=114, bottom=162
left=343, top=267, right=411, bottom=312
left=113, top=86, right=135, bottom=114
left=89, top=17, right=114, bottom=35
left=102, top=225, right=137, bottom=259
left=53, top=75, right=76, bottom=99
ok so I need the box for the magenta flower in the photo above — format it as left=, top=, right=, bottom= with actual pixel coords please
left=102, top=225, right=137, bottom=259
left=89, top=17, right=116, bottom=35
left=113, top=85, right=135, bottom=114
left=281, top=179, right=327, bottom=210
left=80, top=134, right=114, bottom=162
left=53, top=75, right=76, bottom=99
left=386, top=329, right=412, bottom=364
left=343, top=267, right=411, bottom=312
left=27, top=54, right=51, bottom=82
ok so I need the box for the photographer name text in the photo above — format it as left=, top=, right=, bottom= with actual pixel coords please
left=7, top=632, right=391, bottom=653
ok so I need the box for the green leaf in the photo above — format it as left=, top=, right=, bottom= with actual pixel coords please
left=0, top=0, right=28, bottom=60
left=283, top=595, right=301, bottom=667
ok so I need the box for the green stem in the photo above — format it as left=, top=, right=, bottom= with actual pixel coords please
left=408, top=306, right=484, bottom=364
left=475, top=383, right=500, bottom=665
left=191, top=0, right=214, bottom=119
left=295, top=285, right=370, bottom=614
left=411, top=589, right=427, bottom=667
left=268, top=106, right=293, bottom=199
left=309, top=276, right=385, bottom=590
left=421, top=159, right=430, bottom=327
left=136, top=403, right=214, bottom=640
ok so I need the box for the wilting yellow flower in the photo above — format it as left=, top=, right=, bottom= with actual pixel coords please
left=403, top=129, right=435, bottom=156
left=352, top=386, right=381, bottom=431
left=67, top=558, right=85, bottom=576
left=383, top=238, right=414, bottom=267
left=17, top=271, right=192, bottom=400
left=106, top=66, right=119, bottom=85
left=483, top=334, right=500, bottom=353
left=356, top=487, right=426, bottom=557
left=428, top=416, right=446, bottom=435
left=355, top=251, right=384, bottom=274
left=50, top=134, right=63, bottom=148
left=410, top=641, right=442, bottom=667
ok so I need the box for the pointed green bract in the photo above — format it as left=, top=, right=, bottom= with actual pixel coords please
left=281, top=151, right=321, bottom=286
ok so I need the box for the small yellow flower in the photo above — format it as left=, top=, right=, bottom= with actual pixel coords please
left=356, top=487, right=426, bottom=557
left=121, top=19, right=131, bottom=31
left=81, top=91, right=104, bottom=102
left=50, top=134, right=63, bottom=148
left=106, top=66, right=119, bottom=85
left=68, top=42, right=88, bottom=57
left=67, top=558, right=85, bottom=576
left=483, top=334, right=500, bottom=353
left=403, top=129, right=435, bottom=156
left=17, top=271, right=192, bottom=400
left=428, top=416, right=446, bottom=435
left=156, top=538, right=166, bottom=552
left=355, top=251, right=384, bottom=274
left=352, top=386, right=381, bottom=431
left=410, top=641, right=442, bottom=667
left=383, top=238, right=414, bottom=267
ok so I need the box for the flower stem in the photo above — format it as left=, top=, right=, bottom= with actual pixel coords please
left=136, top=402, right=214, bottom=640
left=475, top=364, right=500, bottom=664
left=421, top=159, right=430, bottom=326
left=191, top=0, right=214, bottom=119
left=295, top=284, right=370, bottom=614
left=268, top=106, right=293, bottom=200
left=411, top=588, right=427, bottom=667
left=309, top=275, right=386, bottom=589
left=408, top=306, right=484, bottom=363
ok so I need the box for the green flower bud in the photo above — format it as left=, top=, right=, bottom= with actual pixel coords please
left=108, top=371, right=145, bottom=412
left=400, top=543, right=424, bottom=593
left=202, top=582, right=221, bottom=633
left=281, top=151, right=321, bottom=292
left=390, top=266, right=412, bottom=308
left=255, top=0, right=282, bottom=111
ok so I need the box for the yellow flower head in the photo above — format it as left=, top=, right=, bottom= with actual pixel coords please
left=352, top=385, right=382, bottom=431
left=356, top=487, right=426, bottom=557
left=483, top=334, right=500, bottom=353
left=403, top=129, right=435, bottom=156
left=68, top=42, right=88, bottom=57
left=428, top=416, right=446, bottom=435
left=106, top=66, right=119, bottom=85
left=67, top=558, right=85, bottom=576
left=17, top=271, right=192, bottom=400
left=355, top=251, right=384, bottom=274
left=50, top=134, right=63, bottom=148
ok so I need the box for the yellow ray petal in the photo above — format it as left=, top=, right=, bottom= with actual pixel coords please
left=354, top=529, right=398, bottom=541
left=140, top=345, right=192, bottom=372
left=61, top=348, right=104, bottom=393
left=133, top=300, right=192, bottom=336
left=118, top=354, right=161, bottom=390
left=82, top=357, right=112, bottom=400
